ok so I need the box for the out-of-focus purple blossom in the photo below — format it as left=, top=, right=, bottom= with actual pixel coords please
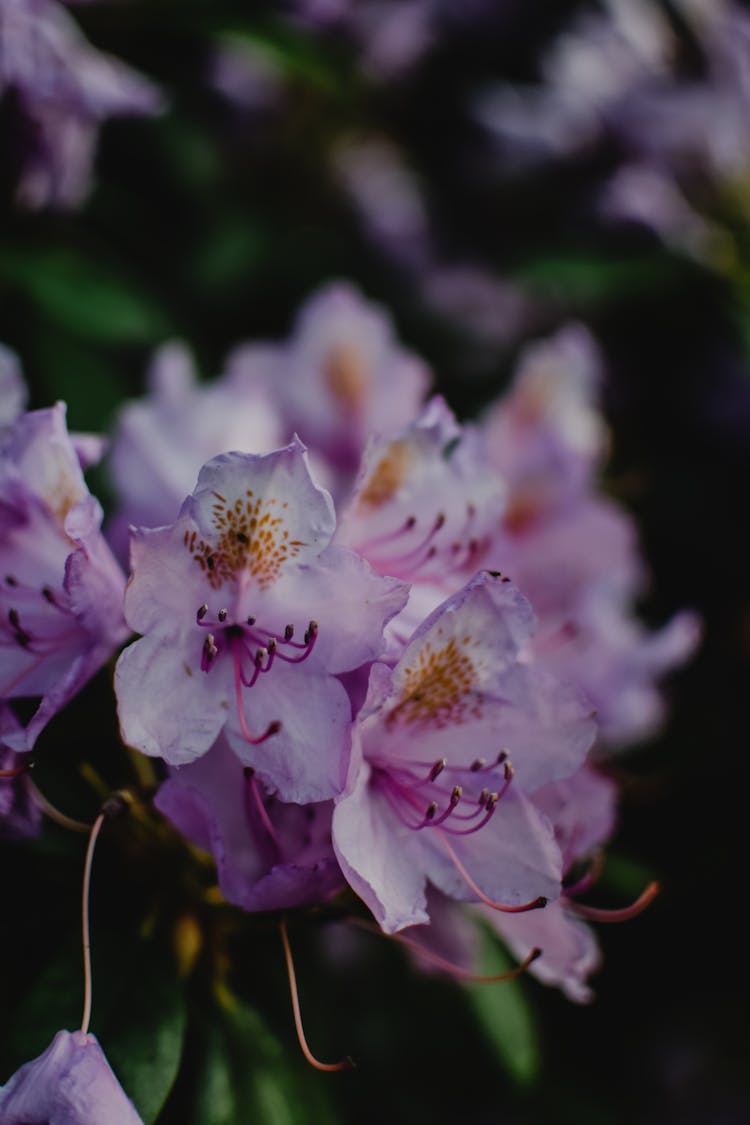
left=0, top=0, right=163, bottom=209
left=419, top=265, right=536, bottom=353
left=155, top=735, right=344, bottom=912
left=0, top=1028, right=143, bottom=1124
left=333, top=137, right=432, bottom=272
left=609, top=3, right=750, bottom=205
left=482, top=324, right=699, bottom=747
left=485, top=324, right=610, bottom=507
left=272, top=282, right=431, bottom=473
left=599, top=163, right=718, bottom=261
left=332, top=571, right=596, bottom=932
left=0, top=344, right=27, bottom=430
left=209, top=34, right=285, bottom=112
left=472, top=0, right=673, bottom=169
left=0, top=403, right=128, bottom=751
left=108, top=340, right=284, bottom=554
left=115, top=441, right=408, bottom=803
left=0, top=705, right=40, bottom=839
left=336, top=396, right=505, bottom=646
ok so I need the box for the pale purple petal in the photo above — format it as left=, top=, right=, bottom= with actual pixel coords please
left=487, top=898, right=601, bottom=1004
left=0, top=1029, right=143, bottom=1124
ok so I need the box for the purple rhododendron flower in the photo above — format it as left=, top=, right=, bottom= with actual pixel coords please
left=0, top=0, right=163, bottom=209
left=482, top=324, right=699, bottom=746
left=332, top=571, right=596, bottom=932
left=155, top=735, right=344, bottom=911
left=115, top=440, right=408, bottom=802
left=0, top=1029, right=143, bottom=1124
left=271, top=282, right=431, bottom=472
left=0, top=704, right=40, bottom=839
left=0, top=403, right=128, bottom=751
left=336, top=396, right=506, bottom=650
left=108, top=340, right=284, bottom=556
left=486, top=765, right=618, bottom=1002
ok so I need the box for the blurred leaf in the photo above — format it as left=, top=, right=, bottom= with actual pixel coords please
left=602, top=853, right=657, bottom=898
left=463, top=921, right=540, bottom=1087
left=191, top=215, right=264, bottom=289
left=518, top=253, right=676, bottom=305
left=215, top=25, right=344, bottom=94
left=31, top=323, right=127, bottom=431
left=183, top=996, right=338, bottom=1125
left=101, top=949, right=187, bottom=1124
left=2, top=933, right=186, bottom=1124
left=0, top=249, right=170, bottom=343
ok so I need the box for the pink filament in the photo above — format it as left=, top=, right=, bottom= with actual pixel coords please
left=438, top=831, right=547, bottom=914
left=571, top=880, right=660, bottom=924
left=279, top=919, right=353, bottom=1073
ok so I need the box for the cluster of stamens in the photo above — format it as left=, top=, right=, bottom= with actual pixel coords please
left=374, top=750, right=513, bottom=837
left=358, top=503, right=490, bottom=580
left=195, top=602, right=318, bottom=745
left=1, top=574, right=70, bottom=656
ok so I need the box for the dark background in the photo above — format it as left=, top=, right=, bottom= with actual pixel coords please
left=1, top=2, right=748, bottom=1121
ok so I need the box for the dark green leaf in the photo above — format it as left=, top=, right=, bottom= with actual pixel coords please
left=0, top=249, right=170, bottom=343
left=463, top=921, right=540, bottom=1087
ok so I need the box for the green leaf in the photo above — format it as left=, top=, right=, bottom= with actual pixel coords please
left=463, top=921, right=540, bottom=1087
left=1, top=933, right=187, bottom=1125
left=0, top=248, right=170, bottom=343
left=183, top=996, right=338, bottom=1125
left=517, top=253, right=676, bottom=305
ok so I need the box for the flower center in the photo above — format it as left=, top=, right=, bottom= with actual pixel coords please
left=372, top=751, right=513, bottom=837
left=195, top=603, right=318, bottom=745
left=184, top=490, right=306, bottom=591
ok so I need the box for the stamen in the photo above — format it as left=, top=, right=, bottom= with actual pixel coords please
left=572, top=881, right=660, bottom=924
left=27, top=778, right=91, bottom=833
left=81, top=793, right=129, bottom=1035
left=232, top=646, right=282, bottom=744
left=196, top=604, right=208, bottom=622
left=351, top=917, right=542, bottom=984
left=470, top=758, right=486, bottom=771
left=244, top=768, right=283, bottom=850
left=218, top=608, right=228, bottom=623
left=247, top=615, right=256, bottom=626
left=0, top=762, right=29, bottom=779
left=284, top=624, right=294, bottom=641
left=429, top=758, right=447, bottom=782
left=279, top=919, right=354, bottom=1073
left=563, top=849, right=605, bottom=898
left=438, top=831, right=548, bottom=913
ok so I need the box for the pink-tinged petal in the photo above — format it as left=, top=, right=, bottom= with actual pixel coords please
left=115, top=633, right=228, bottom=765
left=265, top=546, right=409, bottom=673
left=6, top=403, right=89, bottom=530
left=487, top=898, right=601, bottom=1004
left=279, top=281, right=431, bottom=466
left=471, top=662, right=597, bottom=792
left=155, top=738, right=343, bottom=912
left=532, top=766, right=617, bottom=871
left=64, top=538, right=127, bottom=647
left=332, top=761, right=430, bottom=933
left=338, top=398, right=506, bottom=587
left=223, top=661, right=352, bottom=803
left=108, top=341, right=284, bottom=536
left=187, top=441, right=336, bottom=581
left=0, top=1029, right=143, bottom=1124
left=122, top=522, right=209, bottom=635
left=389, top=572, right=538, bottom=717
left=418, top=787, right=563, bottom=911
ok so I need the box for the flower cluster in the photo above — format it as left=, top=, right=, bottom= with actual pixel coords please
left=0, top=282, right=696, bottom=1114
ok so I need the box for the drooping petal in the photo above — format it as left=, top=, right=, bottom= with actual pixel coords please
left=487, top=898, right=601, bottom=1004
left=0, top=1029, right=143, bottom=1124
left=332, top=760, right=430, bottom=933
